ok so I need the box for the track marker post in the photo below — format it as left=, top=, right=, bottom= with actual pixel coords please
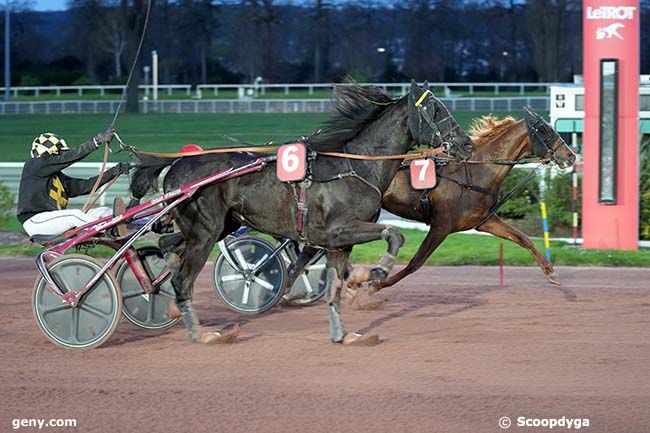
left=499, top=242, right=504, bottom=287
left=571, top=132, right=579, bottom=245
left=539, top=169, right=552, bottom=262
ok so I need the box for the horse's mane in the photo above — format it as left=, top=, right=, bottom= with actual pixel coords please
left=468, top=115, right=517, bottom=145
left=306, top=83, right=397, bottom=151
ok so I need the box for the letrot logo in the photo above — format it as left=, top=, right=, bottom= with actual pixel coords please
left=586, top=6, right=636, bottom=20
left=596, top=22, right=625, bottom=40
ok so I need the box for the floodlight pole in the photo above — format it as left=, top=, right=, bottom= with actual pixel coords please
left=4, top=0, right=10, bottom=101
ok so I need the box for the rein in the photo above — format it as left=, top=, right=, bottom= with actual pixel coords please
left=124, top=142, right=447, bottom=162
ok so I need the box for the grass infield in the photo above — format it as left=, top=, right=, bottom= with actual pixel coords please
left=2, top=224, right=648, bottom=267
left=2, top=111, right=648, bottom=266
left=0, top=111, right=523, bottom=162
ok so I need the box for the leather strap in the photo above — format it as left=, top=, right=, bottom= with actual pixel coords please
left=291, top=182, right=308, bottom=241
left=130, top=144, right=446, bottom=162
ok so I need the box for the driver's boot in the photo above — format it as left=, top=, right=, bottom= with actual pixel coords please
left=111, top=197, right=128, bottom=238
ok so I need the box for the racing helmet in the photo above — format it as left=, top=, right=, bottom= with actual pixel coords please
left=179, top=143, right=203, bottom=153
left=31, top=133, right=69, bottom=158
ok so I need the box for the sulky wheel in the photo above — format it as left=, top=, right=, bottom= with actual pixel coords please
left=282, top=250, right=328, bottom=306
left=32, top=254, right=122, bottom=350
left=115, top=246, right=180, bottom=331
left=213, top=236, right=286, bottom=314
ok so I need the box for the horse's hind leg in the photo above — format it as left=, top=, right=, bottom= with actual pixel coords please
left=170, top=203, right=238, bottom=344
left=325, top=250, right=380, bottom=345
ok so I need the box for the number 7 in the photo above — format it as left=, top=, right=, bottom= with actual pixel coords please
left=413, top=159, right=430, bottom=181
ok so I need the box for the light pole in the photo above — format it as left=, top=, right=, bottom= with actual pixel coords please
left=4, top=0, right=10, bottom=101
left=152, top=50, right=158, bottom=101
left=143, top=65, right=150, bottom=98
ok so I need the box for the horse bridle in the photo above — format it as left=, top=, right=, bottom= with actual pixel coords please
left=524, top=106, right=563, bottom=164
left=413, top=90, right=471, bottom=157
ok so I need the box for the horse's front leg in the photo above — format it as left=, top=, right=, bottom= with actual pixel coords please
left=323, top=221, right=404, bottom=301
left=369, top=224, right=449, bottom=294
left=325, top=250, right=380, bottom=346
left=477, top=215, right=559, bottom=284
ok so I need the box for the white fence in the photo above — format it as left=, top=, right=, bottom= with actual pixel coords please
left=196, top=82, right=555, bottom=98
left=0, top=162, right=129, bottom=207
left=1, top=82, right=555, bottom=99
left=0, top=160, right=559, bottom=207
left=0, top=96, right=550, bottom=115
left=0, top=84, right=192, bottom=98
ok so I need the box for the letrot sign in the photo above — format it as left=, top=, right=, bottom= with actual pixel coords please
left=582, top=0, right=639, bottom=250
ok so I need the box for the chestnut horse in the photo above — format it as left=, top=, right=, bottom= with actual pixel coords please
left=369, top=108, right=576, bottom=293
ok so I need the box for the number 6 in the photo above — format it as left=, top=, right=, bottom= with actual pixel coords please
left=277, top=143, right=307, bottom=182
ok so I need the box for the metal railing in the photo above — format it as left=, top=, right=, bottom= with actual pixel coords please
left=0, top=84, right=192, bottom=98
left=195, top=82, right=554, bottom=98
left=0, top=96, right=550, bottom=115
left=1, top=82, right=555, bottom=99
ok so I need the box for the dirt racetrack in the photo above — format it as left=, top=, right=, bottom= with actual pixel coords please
left=1, top=257, right=649, bottom=433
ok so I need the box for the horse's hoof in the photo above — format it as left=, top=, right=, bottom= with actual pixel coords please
left=368, top=280, right=383, bottom=295
left=345, top=286, right=359, bottom=305
left=548, top=272, right=561, bottom=285
left=199, top=324, right=239, bottom=344
left=278, top=296, right=292, bottom=307
left=167, top=301, right=182, bottom=319
left=342, top=332, right=381, bottom=346
left=348, top=265, right=370, bottom=286
left=368, top=268, right=388, bottom=281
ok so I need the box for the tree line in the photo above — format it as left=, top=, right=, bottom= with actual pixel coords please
left=2, top=0, right=649, bottom=89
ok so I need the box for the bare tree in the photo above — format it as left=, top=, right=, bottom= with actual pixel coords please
left=526, top=0, right=580, bottom=81
left=121, top=0, right=153, bottom=112
left=68, top=0, right=105, bottom=82
left=312, top=0, right=330, bottom=82
left=98, top=7, right=127, bottom=78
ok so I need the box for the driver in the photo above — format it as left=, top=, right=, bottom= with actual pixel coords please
left=17, top=128, right=131, bottom=237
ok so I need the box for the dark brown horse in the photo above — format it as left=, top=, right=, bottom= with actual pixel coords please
left=366, top=110, right=576, bottom=294
left=131, top=81, right=475, bottom=344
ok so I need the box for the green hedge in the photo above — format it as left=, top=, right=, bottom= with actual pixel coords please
left=500, top=138, right=648, bottom=240
left=497, top=167, right=578, bottom=235
left=0, top=182, right=14, bottom=226
left=641, top=137, right=650, bottom=240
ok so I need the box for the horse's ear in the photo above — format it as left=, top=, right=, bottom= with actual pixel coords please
left=410, top=79, right=422, bottom=101
left=423, top=80, right=430, bottom=90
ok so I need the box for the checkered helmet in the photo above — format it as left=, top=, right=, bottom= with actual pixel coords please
left=31, top=133, right=69, bottom=158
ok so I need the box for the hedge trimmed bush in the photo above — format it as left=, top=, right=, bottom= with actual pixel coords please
left=640, top=137, right=650, bottom=240
left=497, top=167, right=578, bottom=235
left=0, top=182, right=14, bottom=225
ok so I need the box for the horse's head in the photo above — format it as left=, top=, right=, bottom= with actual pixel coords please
left=524, top=106, right=576, bottom=169
left=407, top=80, right=475, bottom=160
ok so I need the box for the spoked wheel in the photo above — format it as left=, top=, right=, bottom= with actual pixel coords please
left=283, top=250, right=328, bottom=305
left=115, top=247, right=180, bottom=330
left=213, top=237, right=286, bottom=314
left=32, top=254, right=122, bottom=350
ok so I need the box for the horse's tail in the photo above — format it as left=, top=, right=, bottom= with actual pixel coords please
left=130, top=155, right=175, bottom=199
